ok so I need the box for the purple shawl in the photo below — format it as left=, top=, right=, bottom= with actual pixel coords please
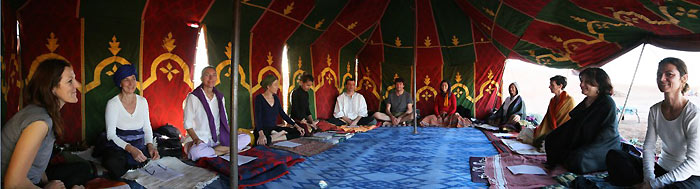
left=191, top=85, right=231, bottom=146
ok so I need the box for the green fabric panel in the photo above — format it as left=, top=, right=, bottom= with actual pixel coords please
left=495, top=4, right=533, bottom=37
left=339, top=25, right=374, bottom=91
left=640, top=0, right=700, bottom=33
left=201, top=0, right=270, bottom=129
left=381, top=0, right=415, bottom=98
left=286, top=0, right=347, bottom=119
left=432, top=0, right=476, bottom=110
left=81, top=0, right=146, bottom=144
left=492, top=40, right=511, bottom=57
left=536, top=0, right=647, bottom=44
left=465, top=0, right=500, bottom=20
left=512, top=40, right=581, bottom=69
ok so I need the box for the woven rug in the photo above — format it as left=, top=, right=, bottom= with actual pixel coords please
left=271, top=138, right=335, bottom=157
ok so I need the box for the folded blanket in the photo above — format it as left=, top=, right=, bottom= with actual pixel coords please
left=270, top=138, right=334, bottom=156
left=196, top=146, right=304, bottom=188
left=338, top=125, right=378, bottom=133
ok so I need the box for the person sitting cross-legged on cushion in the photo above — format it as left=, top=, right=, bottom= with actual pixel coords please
left=183, top=66, right=250, bottom=161
left=420, top=80, right=471, bottom=128
left=289, top=73, right=319, bottom=135
left=374, top=78, right=415, bottom=126
left=253, top=75, right=305, bottom=146
left=328, top=78, right=377, bottom=126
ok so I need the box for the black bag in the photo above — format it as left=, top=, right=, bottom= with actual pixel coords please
left=456, top=105, right=473, bottom=119
left=154, top=124, right=184, bottom=158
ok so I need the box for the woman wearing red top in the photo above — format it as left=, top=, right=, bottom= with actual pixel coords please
left=420, top=80, right=471, bottom=127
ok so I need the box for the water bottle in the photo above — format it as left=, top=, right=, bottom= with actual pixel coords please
left=319, top=180, right=328, bottom=188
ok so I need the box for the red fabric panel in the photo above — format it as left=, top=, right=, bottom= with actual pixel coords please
left=570, top=0, right=693, bottom=35
left=141, top=0, right=213, bottom=134
left=472, top=24, right=506, bottom=120
left=18, top=0, right=82, bottom=143
left=415, top=0, right=443, bottom=116
left=249, top=0, right=315, bottom=126
left=311, top=0, right=389, bottom=119
left=357, top=26, right=383, bottom=112
left=520, top=20, right=623, bottom=67
left=2, top=1, right=20, bottom=123
left=503, top=0, right=551, bottom=18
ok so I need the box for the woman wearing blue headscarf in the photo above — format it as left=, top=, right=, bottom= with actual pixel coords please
left=101, top=64, right=159, bottom=179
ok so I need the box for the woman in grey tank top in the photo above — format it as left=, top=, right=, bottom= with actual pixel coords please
left=2, top=59, right=82, bottom=189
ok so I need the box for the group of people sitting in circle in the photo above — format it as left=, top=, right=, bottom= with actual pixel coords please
left=1, top=57, right=697, bottom=188
left=485, top=57, right=698, bottom=188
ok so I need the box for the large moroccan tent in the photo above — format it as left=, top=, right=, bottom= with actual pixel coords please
left=2, top=0, right=700, bottom=145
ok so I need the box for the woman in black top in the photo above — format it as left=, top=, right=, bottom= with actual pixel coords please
left=254, top=75, right=305, bottom=146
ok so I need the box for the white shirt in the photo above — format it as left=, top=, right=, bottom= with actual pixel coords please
left=333, top=92, right=368, bottom=120
left=644, top=101, right=700, bottom=188
left=183, top=88, right=227, bottom=145
left=105, top=95, right=154, bottom=149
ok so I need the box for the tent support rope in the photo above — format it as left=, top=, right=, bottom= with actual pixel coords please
left=618, top=43, right=646, bottom=126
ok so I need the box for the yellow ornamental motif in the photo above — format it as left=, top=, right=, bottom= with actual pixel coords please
left=424, top=36, right=431, bottom=47
left=483, top=8, right=496, bottom=17
left=215, top=42, right=250, bottom=90
left=347, top=21, right=358, bottom=30
left=284, top=2, right=294, bottom=15
left=675, top=7, right=698, bottom=18
left=395, top=37, right=402, bottom=47
left=417, top=75, right=437, bottom=102
left=451, top=35, right=459, bottom=46
left=163, top=32, right=176, bottom=52
left=159, top=63, right=180, bottom=81
left=47, top=33, right=59, bottom=53
left=315, top=19, right=325, bottom=29
left=108, top=35, right=121, bottom=55
left=106, top=65, right=118, bottom=76
left=451, top=72, right=472, bottom=101
left=267, top=52, right=274, bottom=65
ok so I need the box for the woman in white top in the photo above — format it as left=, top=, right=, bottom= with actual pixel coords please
left=102, top=64, right=160, bottom=179
left=606, top=57, right=700, bottom=188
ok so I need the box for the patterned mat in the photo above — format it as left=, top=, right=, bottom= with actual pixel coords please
left=270, top=138, right=335, bottom=157
left=252, top=126, right=498, bottom=189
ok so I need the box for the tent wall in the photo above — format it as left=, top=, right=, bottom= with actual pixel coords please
left=4, top=0, right=700, bottom=145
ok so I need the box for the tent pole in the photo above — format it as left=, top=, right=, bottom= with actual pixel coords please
left=618, top=43, right=646, bottom=126
left=230, top=0, right=242, bottom=188
left=412, top=5, right=418, bottom=134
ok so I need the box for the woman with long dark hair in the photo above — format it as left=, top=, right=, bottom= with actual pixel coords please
left=2, top=59, right=83, bottom=188
left=420, top=80, right=470, bottom=127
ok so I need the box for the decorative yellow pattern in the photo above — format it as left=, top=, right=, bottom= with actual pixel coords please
left=675, top=7, right=698, bottom=18
left=26, top=33, right=71, bottom=85
left=424, top=36, right=432, bottom=47
left=106, top=65, right=118, bottom=76
left=451, top=72, right=473, bottom=102
left=451, top=35, right=459, bottom=46
left=1, top=54, right=21, bottom=101
left=358, top=66, right=380, bottom=100
left=287, top=56, right=307, bottom=97
left=142, top=32, right=193, bottom=90
left=347, top=21, right=358, bottom=30
left=483, top=8, right=496, bottom=17
left=250, top=51, right=282, bottom=93
left=417, top=75, right=437, bottom=102
left=159, top=63, right=180, bottom=81
left=605, top=7, right=679, bottom=25
left=473, top=70, right=501, bottom=102
left=314, top=19, right=325, bottom=29
left=215, top=42, right=251, bottom=91
left=86, top=35, right=140, bottom=92
left=395, top=36, right=402, bottom=47
left=313, top=54, right=339, bottom=92
left=283, top=2, right=294, bottom=15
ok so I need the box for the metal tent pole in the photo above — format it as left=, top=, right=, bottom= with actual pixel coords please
left=618, top=43, right=646, bottom=125
left=412, top=4, right=418, bottom=134
left=230, top=0, right=242, bottom=188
